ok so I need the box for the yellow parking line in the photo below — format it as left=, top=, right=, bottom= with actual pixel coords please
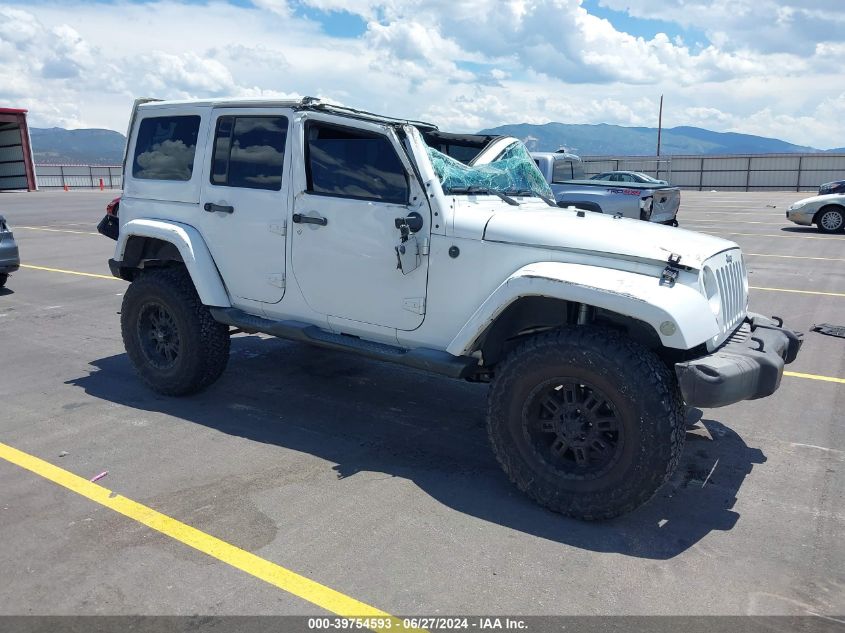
left=745, top=253, right=845, bottom=262
left=682, top=219, right=784, bottom=225
left=706, top=232, right=845, bottom=240
left=0, top=441, right=406, bottom=631
left=20, top=264, right=119, bottom=281
left=682, top=211, right=783, bottom=216
left=750, top=286, right=845, bottom=298
left=16, top=226, right=99, bottom=236
left=785, top=371, right=845, bottom=385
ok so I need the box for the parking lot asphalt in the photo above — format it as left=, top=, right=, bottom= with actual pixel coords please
left=0, top=190, right=843, bottom=618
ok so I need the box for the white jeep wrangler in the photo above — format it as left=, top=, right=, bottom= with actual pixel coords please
left=103, top=97, right=802, bottom=520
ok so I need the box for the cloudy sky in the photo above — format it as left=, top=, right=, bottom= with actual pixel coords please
left=1, top=0, right=843, bottom=148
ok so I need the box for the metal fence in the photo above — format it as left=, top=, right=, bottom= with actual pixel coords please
left=31, top=154, right=845, bottom=193
left=35, top=165, right=122, bottom=190
left=581, top=153, right=845, bottom=191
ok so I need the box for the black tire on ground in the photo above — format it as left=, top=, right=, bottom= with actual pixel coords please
left=486, top=327, right=686, bottom=520
left=0, top=273, right=7, bottom=288
left=120, top=267, right=230, bottom=396
left=815, top=205, right=845, bottom=234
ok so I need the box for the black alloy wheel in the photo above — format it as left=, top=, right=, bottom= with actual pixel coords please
left=138, top=301, right=181, bottom=370
left=525, top=379, right=623, bottom=479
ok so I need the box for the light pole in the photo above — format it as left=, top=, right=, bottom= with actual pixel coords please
left=656, top=95, right=664, bottom=179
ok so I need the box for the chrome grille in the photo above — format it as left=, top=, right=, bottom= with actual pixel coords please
left=712, top=249, right=747, bottom=338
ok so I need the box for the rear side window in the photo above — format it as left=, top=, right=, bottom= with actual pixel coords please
left=552, top=159, right=574, bottom=183
left=133, top=116, right=201, bottom=181
left=211, top=116, right=288, bottom=190
left=305, top=122, right=408, bottom=204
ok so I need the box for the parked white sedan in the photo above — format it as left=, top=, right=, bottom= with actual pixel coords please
left=786, top=193, right=845, bottom=233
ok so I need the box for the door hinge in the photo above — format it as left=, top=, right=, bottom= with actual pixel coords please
left=267, top=274, right=285, bottom=289
left=269, top=221, right=287, bottom=236
left=420, top=237, right=430, bottom=256
left=402, top=297, right=426, bottom=315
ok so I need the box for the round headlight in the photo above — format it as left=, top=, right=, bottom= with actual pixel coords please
left=701, top=266, right=721, bottom=317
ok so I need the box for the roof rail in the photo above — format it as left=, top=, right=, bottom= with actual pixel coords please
left=297, top=99, right=438, bottom=131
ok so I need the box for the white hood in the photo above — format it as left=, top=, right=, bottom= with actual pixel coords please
left=483, top=208, right=737, bottom=269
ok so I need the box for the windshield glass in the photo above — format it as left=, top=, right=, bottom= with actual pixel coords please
left=426, top=141, right=554, bottom=200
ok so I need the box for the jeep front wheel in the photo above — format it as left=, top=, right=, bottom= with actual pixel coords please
left=486, top=327, right=685, bottom=520
left=121, top=268, right=230, bottom=396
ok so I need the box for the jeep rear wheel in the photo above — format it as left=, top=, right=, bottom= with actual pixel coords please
left=121, top=268, right=230, bottom=396
left=486, top=327, right=685, bottom=520
left=0, top=273, right=7, bottom=288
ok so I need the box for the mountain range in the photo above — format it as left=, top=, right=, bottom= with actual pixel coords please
left=29, top=127, right=127, bottom=165
left=477, top=122, right=837, bottom=156
left=27, top=124, right=843, bottom=165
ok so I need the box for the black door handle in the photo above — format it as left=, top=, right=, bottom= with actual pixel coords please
left=292, top=213, right=328, bottom=226
left=204, top=202, right=234, bottom=214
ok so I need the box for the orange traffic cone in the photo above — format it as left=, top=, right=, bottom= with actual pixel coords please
left=63, top=183, right=68, bottom=192
left=99, top=178, right=104, bottom=191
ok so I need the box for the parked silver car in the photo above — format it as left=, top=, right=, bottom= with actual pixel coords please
left=786, top=193, right=845, bottom=234
left=589, top=171, right=669, bottom=185
left=0, top=215, right=20, bottom=288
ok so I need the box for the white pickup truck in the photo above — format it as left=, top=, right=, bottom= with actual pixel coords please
left=532, top=151, right=681, bottom=224
left=100, top=97, right=801, bottom=520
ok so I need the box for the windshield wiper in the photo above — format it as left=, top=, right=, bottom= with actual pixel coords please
left=506, top=189, right=558, bottom=208
left=448, top=186, right=519, bottom=206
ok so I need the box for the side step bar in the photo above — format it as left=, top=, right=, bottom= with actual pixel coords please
left=209, top=307, right=479, bottom=379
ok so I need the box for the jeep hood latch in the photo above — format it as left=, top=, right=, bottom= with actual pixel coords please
left=660, top=253, right=681, bottom=287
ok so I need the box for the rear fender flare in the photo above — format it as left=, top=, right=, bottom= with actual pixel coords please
left=114, top=218, right=230, bottom=307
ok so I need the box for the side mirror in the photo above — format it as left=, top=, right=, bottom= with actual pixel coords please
left=394, top=211, right=424, bottom=233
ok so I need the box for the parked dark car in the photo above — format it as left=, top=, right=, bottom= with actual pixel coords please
left=819, top=180, right=845, bottom=195
left=0, top=215, right=20, bottom=288
left=97, top=196, right=120, bottom=240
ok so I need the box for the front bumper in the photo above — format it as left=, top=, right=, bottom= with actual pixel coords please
left=675, top=313, right=802, bottom=408
left=786, top=208, right=814, bottom=226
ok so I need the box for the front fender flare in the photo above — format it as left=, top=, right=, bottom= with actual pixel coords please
left=446, top=262, right=718, bottom=355
left=114, top=219, right=231, bottom=307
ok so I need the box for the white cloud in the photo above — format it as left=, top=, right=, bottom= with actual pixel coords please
left=0, top=0, right=842, bottom=149
left=596, top=0, right=845, bottom=55
left=250, top=0, right=291, bottom=17
left=137, top=51, right=235, bottom=96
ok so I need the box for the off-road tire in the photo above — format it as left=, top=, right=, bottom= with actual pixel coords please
left=0, top=273, right=7, bottom=288
left=121, top=267, right=230, bottom=396
left=487, top=327, right=685, bottom=520
left=816, top=206, right=845, bottom=234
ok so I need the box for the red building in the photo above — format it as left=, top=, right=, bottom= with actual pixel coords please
left=0, top=108, right=37, bottom=191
